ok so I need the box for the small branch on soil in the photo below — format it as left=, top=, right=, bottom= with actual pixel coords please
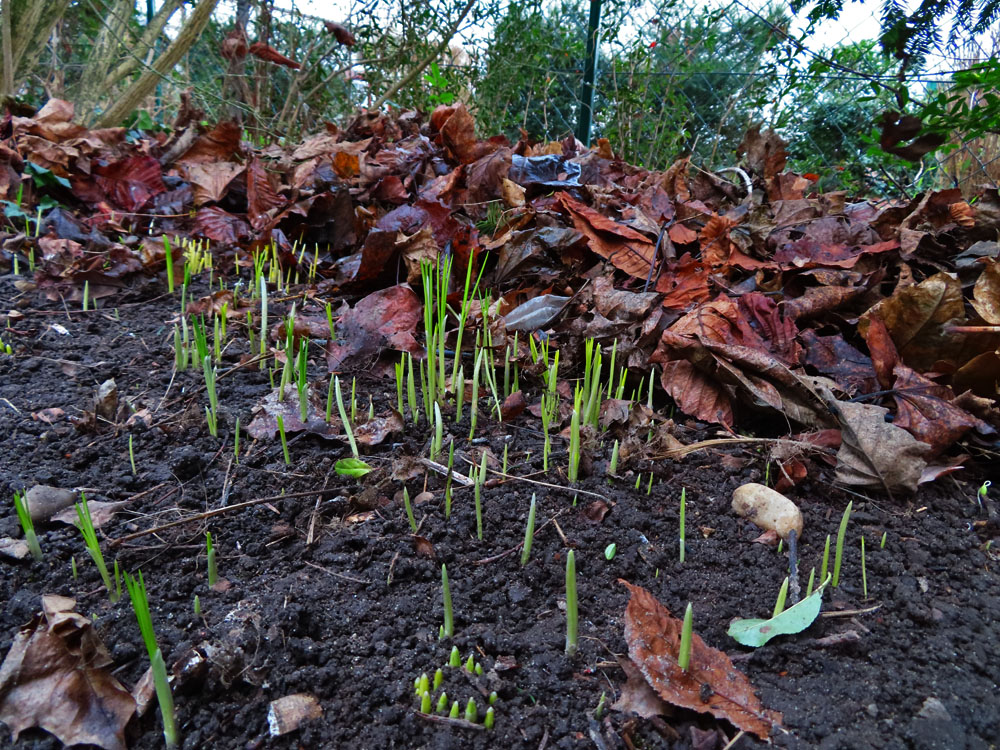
left=303, top=560, right=368, bottom=584
left=658, top=436, right=832, bottom=459
left=820, top=604, right=882, bottom=618
left=474, top=464, right=611, bottom=502
left=413, top=711, right=485, bottom=731
left=418, top=456, right=474, bottom=486
left=108, top=489, right=345, bottom=547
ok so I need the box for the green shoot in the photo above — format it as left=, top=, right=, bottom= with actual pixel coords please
left=464, top=654, right=475, bottom=672
left=206, top=532, right=217, bottom=586
left=114, top=558, right=122, bottom=601
left=484, top=706, right=495, bottom=730
left=433, top=668, right=443, bottom=691
left=402, top=487, right=418, bottom=533
left=977, top=480, right=991, bottom=509
left=76, top=493, right=117, bottom=601
left=125, top=570, right=177, bottom=748
left=608, top=439, right=619, bottom=480
left=128, top=435, right=137, bottom=475
left=469, top=348, right=483, bottom=439
left=441, top=563, right=454, bottom=638
left=13, top=489, right=42, bottom=561
left=805, top=567, right=816, bottom=597
left=454, top=364, right=465, bottom=421
left=520, top=494, right=537, bottom=566
left=678, top=602, right=693, bottom=671
left=565, top=549, right=578, bottom=656
left=419, top=691, right=431, bottom=714
left=861, top=536, right=868, bottom=599
left=395, top=355, right=405, bottom=415
left=449, top=701, right=460, bottom=719
left=489, top=691, right=498, bottom=705
left=416, top=672, right=430, bottom=696
left=568, top=387, right=582, bottom=483
left=820, top=534, right=831, bottom=583
left=163, top=236, right=174, bottom=293
left=430, top=402, right=443, bottom=461
left=880, top=531, right=887, bottom=549
left=276, top=414, right=290, bottom=465
left=203, top=356, right=218, bottom=437
left=296, top=341, right=309, bottom=423
left=449, top=645, right=461, bottom=667
left=406, top=353, right=419, bottom=423
left=832, top=501, right=853, bottom=588
left=326, top=376, right=335, bottom=423
left=334, top=376, right=360, bottom=458
left=679, top=487, right=686, bottom=563
left=594, top=692, right=606, bottom=720
left=258, top=275, right=268, bottom=359
left=773, top=576, right=789, bottom=617
left=465, top=698, right=477, bottom=724
left=233, top=417, right=241, bottom=463
left=604, top=543, right=617, bottom=560
left=325, top=302, right=336, bottom=342
left=71, top=556, right=77, bottom=579
left=193, top=594, right=201, bottom=616
left=82, top=280, right=89, bottom=311
left=474, top=451, right=486, bottom=540
left=436, top=692, right=448, bottom=714
left=646, top=473, right=653, bottom=495
left=502, top=443, right=508, bottom=475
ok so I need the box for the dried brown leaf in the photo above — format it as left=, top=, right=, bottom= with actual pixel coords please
left=620, top=581, right=781, bottom=740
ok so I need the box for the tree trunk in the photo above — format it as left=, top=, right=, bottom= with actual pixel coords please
left=0, top=0, right=71, bottom=95
left=93, top=0, right=219, bottom=128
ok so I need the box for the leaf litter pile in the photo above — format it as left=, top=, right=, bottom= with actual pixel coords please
left=1, top=99, right=999, bottom=749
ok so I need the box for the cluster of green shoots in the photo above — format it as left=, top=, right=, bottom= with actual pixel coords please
left=13, top=489, right=42, bottom=561
left=75, top=493, right=121, bottom=603
left=413, top=649, right=496, bottom=729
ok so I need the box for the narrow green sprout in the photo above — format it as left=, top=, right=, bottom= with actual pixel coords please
left=395, top=356, right=405, bottom=415
left=777, top=539, right=783, bottom=555
left=326, top=376, right=335, bottom=423
left=14, top=490, right=42, bottom=561
left=445, top=443, right=454, bottom=519
left=233, top=417, right=241, bottom=463
left=82, top=280, right=89, bottom=311
left=449, top=701, right=460, bottom=719
left=861, top=536, right=868, bottom=599
left=433, top=668, right=444, bottom=691
left=635, top=473, right=641, bottom=490
left=520, top=494, right=537, bottom=566
left=454, top=364, right=465, bottom=422
left=475, top=662, right=483, bottom=676
left=773, top=576, right=789, bottom=617
left=449, top=645, right=461, bottom=667
left=565, top=549, right=578, bottom=656
left=805, top=567, right=816, bottom=597
left=203, top=355, right=218, bottom=437
left=258, top=276, right=268, bottom=358
left=420, top=691, right=432, bottom=714
left=206, top=532, right=217, bottom=586
left=469, top=348, right=483, bottom=439
left=646, top=473, right=653, bottom=495
left=296, top=341, right=309, bottom=423
left=325, top=302, right=335, bottom=342
left=402, top=487, right=418, bottom=533
left=334, top=376, right=360, bottom=458
left=76, top=493, right=117, bottom=601
left=465, top=698, right=477, bottom=723
left=276, top=415, right=290, bottom=465
left=880, top=531, right=887, bottom=549
left=820, top=534, right=831, bottom=583
left=608, top=439, right=619, bottom=480
left=430, top=402, right=443, bottom=461
left=474, top=451, right=487, bottom=540
left=489, top=691, right=498, bottom=705
left=416, top=672, right=430, bottom=697
left=464, top=654, right=475, bottom=672
left=502, top=443, right=508, bottom=475
left=568, top=388, right=582, bottom=483
left=163, top=236, right=174, bottom=293
left=125, top=571, right=177, bottom=748
left=128, top=435, right=137, bottom=475
left=484, top=706, right=495, bottom=729
left=679, top=487, right=687, bottom=563
left=114, top=559, right=122, bottom=601
left=406, top=353, right=419, bottom=423
left=977, top=480, right=991, bottom=509
left=193, top=594, right=201, bottom=616
left=71, top=556, right=78, bottom=579
left=436, top=692, right=448, bottom=714
left=594, top=691, right=607, bottom=720
left=605, top=543, right=617, bottom=561
left=441, top=563, right=454, bottom=638
left=678, top=602, right=693, bottom=672
left=832, top=501, right=853, bottom=588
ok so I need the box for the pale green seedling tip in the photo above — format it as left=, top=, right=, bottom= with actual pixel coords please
left=678, top=602, right=693, bottom=671
left=465, top=698, right=477, bottom=723
left=728, top=575, right=831, bottom=648
left=484, top=706, right=495, bottom=730
left=449, top=645, right=461, bottom=667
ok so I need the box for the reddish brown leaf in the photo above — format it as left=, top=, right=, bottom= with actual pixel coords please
left=862, top=314, right=899, bottom=391
left=194, top=206, right=251, bottom=244
left=93, top=155, right=165, bottom=212
left=620, top=581, right=781, bottom=740
left=173, top=120, right=243, bottom=165
left=659, top=359, right=732, bottom=426
left=182, top=161, right=244, bottom=205
left=971, top=258, right=1000, bottom=325
left=501, top=390, right=527, bottom=420
left=892, top=364, right=990, bottom=456
left=800, top=330, right=877, bottom=396
left=354, top=409, right=405, bottom=447
left=249, top=41, right=301, bottom=69
left=246, top=158, right=284, bottom=230
left=556, top=192, right=656, bottom=279
left=0, top=596, right=135, bottom=750
left=325, top=285, right=422, bottom=371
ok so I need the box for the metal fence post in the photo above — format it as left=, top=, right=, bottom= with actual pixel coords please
left=576, top=0, right=602, bottom=146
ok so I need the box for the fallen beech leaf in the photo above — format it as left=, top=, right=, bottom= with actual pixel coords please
left=245, top=385, right=340, bottom=440
left=325, top=285, right=422, bottom=371
left=412, top=535, right=436, bottom=558
left=611, top=656, right=670, bottom=718
left=556, top=192, right=657, bottom=279
left=620, top=581, right=782, bottom=740
left=659, top=359, right=733, bottom=426
left=354, top=409, right=404, bottom=446
left=0, top=595, right=135, bottom=750
left=249, top=42, right=301, bottom=69
left=891, top=364, right=990, bottom=455
left=52, top=500, right=127, bottom=528
left=501, top=390, right=527, bottom=420
left=971, top=258, right=1000, bottom=325
left=727, top=576, right=829, bottom=647
left=827, top=398, right=930, bottom=494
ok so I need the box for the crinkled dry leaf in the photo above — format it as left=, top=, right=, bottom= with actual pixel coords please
left=325, top=285, right=422, bottom=371
left=620, top=581, right=781, bottom=740
left=971, top=258, right=1000, bottom=325
left=0, top=595, right=135, bottom=750
left=245, top=385, right=341, bottom=440
left=267, top=693, right=322, bottom=736
left=827, top=398, right=930, bottom=494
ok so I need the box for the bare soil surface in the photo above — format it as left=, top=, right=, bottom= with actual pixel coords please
left=2, top=275, right=999, bottom=750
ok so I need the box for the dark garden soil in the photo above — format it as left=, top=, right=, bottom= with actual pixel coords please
left=2, top=273, right=999, bottom=750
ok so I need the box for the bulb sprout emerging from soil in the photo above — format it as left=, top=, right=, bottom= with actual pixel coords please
left=465, top=698, right=477, bottom=723
left=832, top=501, right=853, bottom=588
left=441, top=563, right=454, bottom=639
left=773, top=576, right=789, bottom=617
left=334, top=376, right=360, bottom=459
left=565, top=549, right=578, bottom=656
left=521, top=494, right=537, bottom=566
left=484, top=706, right=495, bottom=730
left=402, top=487, right=418, bottom=533
left=678, top=602, right=693, bottom=672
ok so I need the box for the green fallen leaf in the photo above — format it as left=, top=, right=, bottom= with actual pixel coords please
left=335, top=457, right=373, bottom=477
left=727, top=575, right=831, bottom=648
